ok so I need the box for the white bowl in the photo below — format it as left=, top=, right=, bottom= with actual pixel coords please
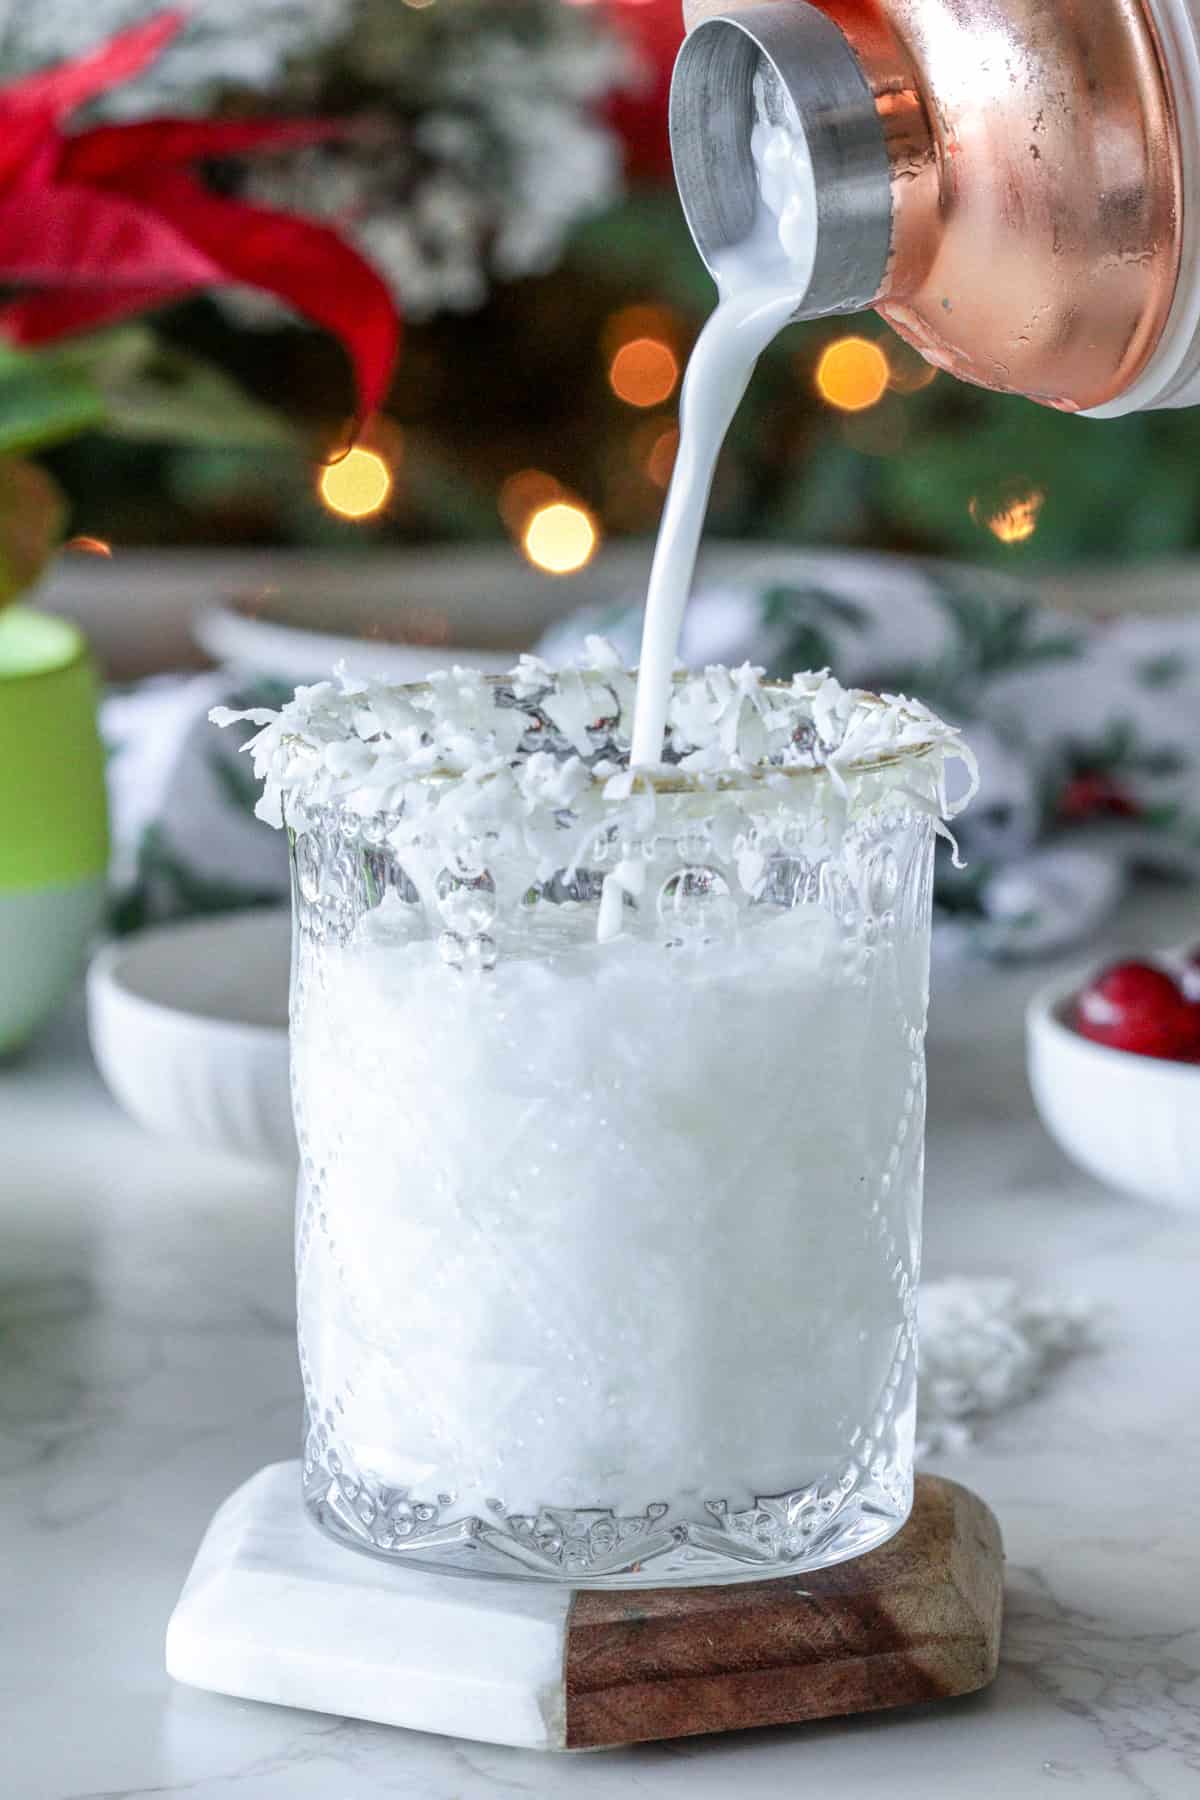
left=191, top=542, right=955, bottom=685
left=1027, top=965, right=1200, bottom=1210
left=192, top=543, right=661, bottom=684
left=87, top=910, right=293, bottom=1165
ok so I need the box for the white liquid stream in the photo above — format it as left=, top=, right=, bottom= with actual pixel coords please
left=630, top=73, right=820, bottom=765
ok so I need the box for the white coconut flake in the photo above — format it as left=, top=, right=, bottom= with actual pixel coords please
left=210, top=644, right=976, bottom=880
left=917, top=1278, right=1100, bottom=1456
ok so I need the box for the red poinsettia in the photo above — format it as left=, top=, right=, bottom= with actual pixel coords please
left=601, top=0, right=685, bottom=179
left=0, top=10, right=400, bottom=421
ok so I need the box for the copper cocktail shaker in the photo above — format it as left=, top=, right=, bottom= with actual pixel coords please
left=670, top=0, right=1200, bottom=414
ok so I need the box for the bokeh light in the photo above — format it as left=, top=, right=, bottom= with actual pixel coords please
left=319, top=446, right=393, bottom=520
left=970, top=483, right=1045, bottom=545
left=885, top=337, right=938, bottom=394
left=499, top=468, right=562, bottom=535
left=644, top=424, right=679, bottom=488
left=816, top=337, right=890, bottom=411
left=609, top=336, right=679, bottom=408
left=522, top=500, right=599, bottom=575
left=602, top=302, right=681, bottom=360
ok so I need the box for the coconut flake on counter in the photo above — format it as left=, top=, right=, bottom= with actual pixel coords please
left=917, top=1278, right=1100, bottom=1456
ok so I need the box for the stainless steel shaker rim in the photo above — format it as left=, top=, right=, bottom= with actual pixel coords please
left=669, top=2, right=893, bottom=321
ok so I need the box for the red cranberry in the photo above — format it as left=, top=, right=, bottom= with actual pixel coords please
left=1074, top=960, right=1200, bottom=1061
left=1179, top=945, right=1200, bottom=1004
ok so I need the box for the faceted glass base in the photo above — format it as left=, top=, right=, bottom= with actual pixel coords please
left=301, top=1440, right=913, bottom=1588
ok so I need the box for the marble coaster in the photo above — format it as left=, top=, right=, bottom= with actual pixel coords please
left=166, top=1463, right=1003, bottom=1752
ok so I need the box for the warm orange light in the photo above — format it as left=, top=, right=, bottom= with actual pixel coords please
left=609, top=337, right=679, bottom=409
left=885, top=340, right=939, bottom=394
left=65, top=534, right=113, bottom=557
left=816, top=337, right=890, bottom=411
left=522, top=501, right=599, bottom=575
left=499, top=468, right=562, bottom=535
left=602, top=302, right=681, bottom=363
left=319, top=446, right=393, bottom=520
left=970, top=485, right=1045, bottom=544
left=645, top=425, right=679, bottom=488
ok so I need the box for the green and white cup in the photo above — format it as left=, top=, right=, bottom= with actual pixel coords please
left=0, top=608, right=108, bottom=1052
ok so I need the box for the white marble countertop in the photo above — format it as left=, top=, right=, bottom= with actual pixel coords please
left=4, top=889, right=1199, bottom=1799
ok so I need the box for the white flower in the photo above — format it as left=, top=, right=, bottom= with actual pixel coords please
left=0, top=1, right=348, bottom=111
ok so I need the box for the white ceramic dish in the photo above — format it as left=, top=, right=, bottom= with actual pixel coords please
left=87, top=909, right=293, bottom=1165
left=193, top=544, right=659, bottom=684
left=1027, top=964, right=1200, bottom=1210
left=192, top=542, right=940, bottom=684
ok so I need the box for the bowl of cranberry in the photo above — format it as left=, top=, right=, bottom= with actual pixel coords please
left=1027, top=949, right=1200, bottom=1209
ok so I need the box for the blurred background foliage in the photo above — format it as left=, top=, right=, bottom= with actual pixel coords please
left=50, top=208, right=1200, bottom=572
left=8, top=0, right=1200, bottom=577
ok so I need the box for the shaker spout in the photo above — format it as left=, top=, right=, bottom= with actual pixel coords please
left=669, top=2, right=894, bottom=320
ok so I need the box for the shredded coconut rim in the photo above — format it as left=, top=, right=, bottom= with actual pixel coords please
left=211, top=646, right=977, bottom=836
